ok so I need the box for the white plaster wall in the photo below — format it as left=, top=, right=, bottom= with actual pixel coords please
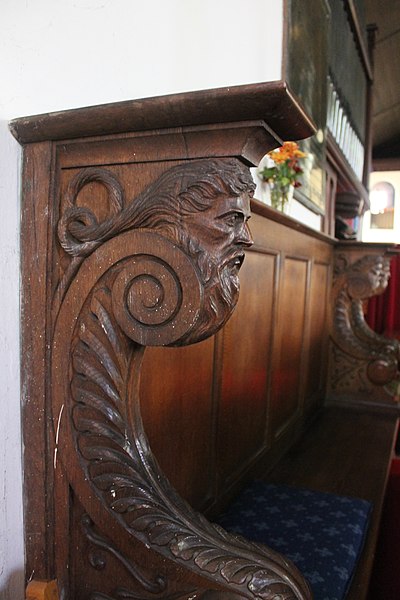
left=0, top=123, right=23, bottom=599
left=0, top=1, right=284, bottom=597
left=1, top=0, right=284, bottom=118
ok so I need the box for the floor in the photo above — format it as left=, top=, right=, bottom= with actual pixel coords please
left=368, top=457, right=400, bottom=599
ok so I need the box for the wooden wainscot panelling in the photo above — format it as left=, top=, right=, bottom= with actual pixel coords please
left=216, top=249, right=278, bottom=495
left=270, top=255, right=309, bottom=439
left=303, top=260, right=331, bottom=413
left=140, top=339, right=216, bottom=511
left=248, top=202, right=334, bottom=446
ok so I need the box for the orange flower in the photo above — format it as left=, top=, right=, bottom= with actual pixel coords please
left=268, top=141, right=306, bottom=163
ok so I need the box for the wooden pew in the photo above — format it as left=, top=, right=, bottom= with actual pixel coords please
left=266, top=406, right=398, bottom=599
left=13, top=84, right=399, bottom=600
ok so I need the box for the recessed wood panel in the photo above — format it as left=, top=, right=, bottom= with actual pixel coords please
left=270, top=256, right=308, bottom=438
left=140, top=339, right=215, bottom=509
left=216, top=250, right=277, bottom=488
left=304, top=262, right=331, bottom=410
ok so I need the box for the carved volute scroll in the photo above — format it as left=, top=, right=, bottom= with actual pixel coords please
left=329, top=250, right=400, bottom=408
left=52, top=158, right=311, bottom=599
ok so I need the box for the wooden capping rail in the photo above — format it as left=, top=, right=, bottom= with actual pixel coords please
left=9, top=81, right=315, bottom=145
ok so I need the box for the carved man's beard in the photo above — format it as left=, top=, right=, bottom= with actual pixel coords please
left=180, top=236, right=245, bottom=345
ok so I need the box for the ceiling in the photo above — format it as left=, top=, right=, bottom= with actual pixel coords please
left=365, top=0, right=400, bottom=161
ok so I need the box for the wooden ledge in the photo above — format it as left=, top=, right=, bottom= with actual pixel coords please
left=251, top=197, right=336, bottom=244
left=334, top=240, right=400, bottom=256
left=9, top=81, right=315, bottom=145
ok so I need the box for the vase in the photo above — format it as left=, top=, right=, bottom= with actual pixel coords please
left=269, top=182, right=294, bottom=214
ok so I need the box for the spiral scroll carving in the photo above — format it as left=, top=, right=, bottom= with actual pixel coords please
left=58, top=167, right=126, bottom=257
left=53, top=159, right=311, bottom=598
left=330, top=253, right=400, bottom=401
left=110, top=236, right=203, bottom=346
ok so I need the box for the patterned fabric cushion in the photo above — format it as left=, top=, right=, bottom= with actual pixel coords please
left=216, top=481, right=371, bottom=600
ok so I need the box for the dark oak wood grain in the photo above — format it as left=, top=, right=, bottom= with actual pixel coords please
left=328, top=242, right=400, bottom=410
left=14, top=82, right=400, bottom=600
left=10, top=81, right=315, bottom=145
left=20, top=142, right=55, bottom=582
left=15, top=84, right=318, bottom=600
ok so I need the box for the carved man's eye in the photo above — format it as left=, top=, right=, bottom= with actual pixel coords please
left=222, top=212, right=244, bottom=227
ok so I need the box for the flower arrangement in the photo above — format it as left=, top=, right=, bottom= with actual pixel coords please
left=259, top=141, right=307, bottom=212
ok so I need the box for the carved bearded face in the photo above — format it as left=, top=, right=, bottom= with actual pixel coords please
left=366, top=258, right=391, bottom=297
left=124, top=157, right=256, bottom=345
left=377, top=259, right=391, bottom=294
left=178, top=192, right=253, bottom=344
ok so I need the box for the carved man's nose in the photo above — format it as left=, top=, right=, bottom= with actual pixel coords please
left=237, top=223, right=254, bottom=247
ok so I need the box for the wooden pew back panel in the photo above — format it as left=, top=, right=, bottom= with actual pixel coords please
left=141, top=207, right=333, bottom=513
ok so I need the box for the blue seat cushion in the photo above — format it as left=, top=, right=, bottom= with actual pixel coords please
left=216, top=481, right=372, bottom=600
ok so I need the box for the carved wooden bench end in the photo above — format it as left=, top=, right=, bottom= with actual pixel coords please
left=46, top=158, right=311, bottom=599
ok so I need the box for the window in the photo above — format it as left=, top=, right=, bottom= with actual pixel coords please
left=370, top=181, right=395, bottom=229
